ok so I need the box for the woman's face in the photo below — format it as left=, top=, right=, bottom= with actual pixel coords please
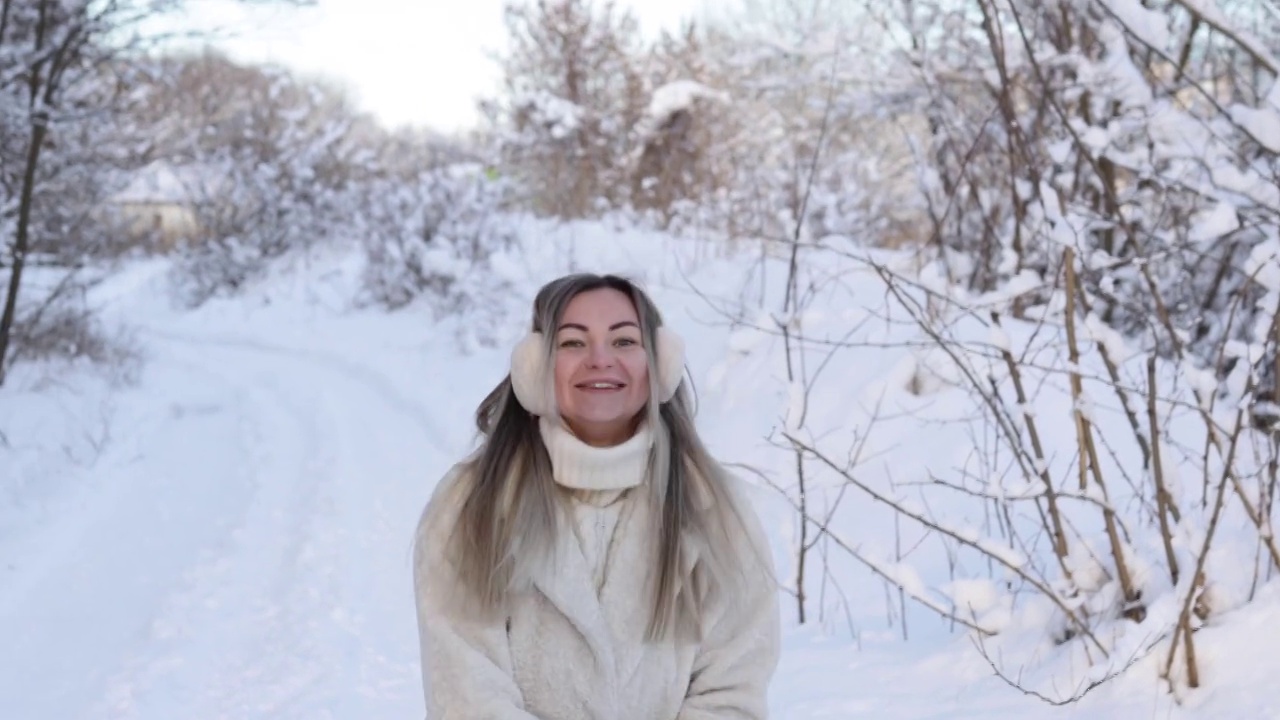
left=553, top=288, right=652, bottom=446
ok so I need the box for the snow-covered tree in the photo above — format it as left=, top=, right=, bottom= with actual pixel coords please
left=624, top=0, right=1280, bottom=700
left=0, top=0, right=311, bottom=381
left=725, top=0, right=1280, bottom=698
left=483, top=0, right=648, bottom=219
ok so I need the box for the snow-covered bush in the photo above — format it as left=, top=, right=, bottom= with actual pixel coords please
left=895, top=0, right=1279, bottom=366
left=629, top=79, right=732, bottom=226
left=133, top=53, right=362, bottom=308
left=5, top=271, right=142, bottom=385
left=356, top=165, right=517, bottom=318
left=717, top=229, right=1279, bottom=702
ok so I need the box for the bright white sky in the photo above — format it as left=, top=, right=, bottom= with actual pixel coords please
left=178, top=0, right=730, bottom=134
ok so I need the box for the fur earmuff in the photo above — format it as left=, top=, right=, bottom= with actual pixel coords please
left=509, top=326, right=685, bottom=416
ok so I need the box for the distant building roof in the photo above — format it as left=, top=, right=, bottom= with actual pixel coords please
left=112, top=161, right=226, bottom=205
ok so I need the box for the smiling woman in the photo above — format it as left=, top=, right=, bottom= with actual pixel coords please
left=411, top=273, right=780, bottom=719
left=550, top=289, right=652, bottom=446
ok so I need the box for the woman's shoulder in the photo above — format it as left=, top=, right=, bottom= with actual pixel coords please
left=710, top=463, right=775, bottom=554
left=430, top=458, right=476, bottom=505
left=700, top=460, right=763, bottom=518
left=415, top=458, right=478, bottom=550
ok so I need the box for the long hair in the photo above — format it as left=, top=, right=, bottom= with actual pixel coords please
left=442, top=273, right=767, bottom=642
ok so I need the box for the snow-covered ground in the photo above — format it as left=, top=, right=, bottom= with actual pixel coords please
left=2, top=222, right=1279, bottom=719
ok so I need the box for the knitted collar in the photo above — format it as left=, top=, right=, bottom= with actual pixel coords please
left=538, top=416, right=653, bottom=491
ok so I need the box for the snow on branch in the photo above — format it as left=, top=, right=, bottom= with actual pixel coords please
left=1171, top=0, right=1280, bottom=75
left=645, top=80, right=729, bottom=127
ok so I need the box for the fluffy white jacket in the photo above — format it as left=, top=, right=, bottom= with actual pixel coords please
left=412, top=425, right=780, bottom=720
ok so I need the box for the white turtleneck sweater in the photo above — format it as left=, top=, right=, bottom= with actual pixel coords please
left=538, top=417, right=653, bottom=593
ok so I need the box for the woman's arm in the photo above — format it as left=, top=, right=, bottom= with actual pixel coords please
left=413, top=468, right=542, bottom=720
left=679, top=495, right=782, bottom=720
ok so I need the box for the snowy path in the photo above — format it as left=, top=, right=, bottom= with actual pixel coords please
left=0, top=329, right=442, bottom=720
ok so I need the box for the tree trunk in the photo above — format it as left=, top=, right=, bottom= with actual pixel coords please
left=0, top=115, right=48, bottom=385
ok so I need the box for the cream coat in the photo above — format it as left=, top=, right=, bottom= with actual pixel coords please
left=412, top=434, right=780, bottom=720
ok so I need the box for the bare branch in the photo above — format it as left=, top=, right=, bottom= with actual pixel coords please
left=784, top=430, right=1109, bottom=655
left=972, top=628, right=1166, bottom=706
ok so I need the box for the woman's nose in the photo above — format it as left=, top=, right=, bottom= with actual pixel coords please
left=586, top=341, right=614, bottom=367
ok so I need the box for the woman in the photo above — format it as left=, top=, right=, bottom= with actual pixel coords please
left=412, top=273, right=780, bottom=720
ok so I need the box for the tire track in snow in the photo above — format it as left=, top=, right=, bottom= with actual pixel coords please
left=138, top=328, right=459, bottom=456
left=88, top=349, right=323, bottom=720
left=205, top=368, right=337, bottom=719
left=90, top=329, right=438, bottom=719
left=1, top=351, right=262, bottom=720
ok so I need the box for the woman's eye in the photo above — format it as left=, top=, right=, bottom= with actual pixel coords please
left=558, top=339, right=584, bottom=348
left=614, top=337, right=639, bottom=347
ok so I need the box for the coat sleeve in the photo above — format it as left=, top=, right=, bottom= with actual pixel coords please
left=413, top=466, right=542, bottom=720
left=678, top=487, right=782, bottom=720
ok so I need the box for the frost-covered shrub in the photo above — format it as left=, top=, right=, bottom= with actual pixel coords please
left=4, top=268, right=142, bottom=385
left=898, top=0, right=1280, bottom=367
left=357, top=165, right=517, bottom=316
left=159, top=60, right=360, bottom=308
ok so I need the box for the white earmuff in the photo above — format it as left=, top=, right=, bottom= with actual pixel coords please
left=509, top=326, right=685, bottom=416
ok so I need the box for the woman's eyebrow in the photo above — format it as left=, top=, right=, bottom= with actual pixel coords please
left=556, top=321, right=640, bottom=332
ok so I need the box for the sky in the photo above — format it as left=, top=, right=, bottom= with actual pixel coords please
left=175, top=0, right=731, bottom=134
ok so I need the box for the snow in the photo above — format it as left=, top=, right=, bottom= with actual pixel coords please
left=635, top=80, right=731, bottom=142
left=1096, top=20, right=1154, bottom=108
left=646, top=80, right=730, bottom=122
left=783, top=379, right=805, bottom=432
left=1182, top=0, right=1280, bottom=74
left=1084, top=312, right=1135, bottom=363
left=1210, top=161, right=1280, bottom=212
left=1188, top=201, right=1239, bottom=244
left=3, top=220, right=1280, bottom=719
left=1101, top=0, right=1172, bottom=51
left=1245, top=239, right=1280, bottom=292
left=513, top=90, right=584, bottom=140
left=1230, top=103, right=1280, bottom=153
left=988, top=323, right=1011, bottom=353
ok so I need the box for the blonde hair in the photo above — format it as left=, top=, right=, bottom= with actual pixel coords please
left=437, top=273, right=767, bottom=642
